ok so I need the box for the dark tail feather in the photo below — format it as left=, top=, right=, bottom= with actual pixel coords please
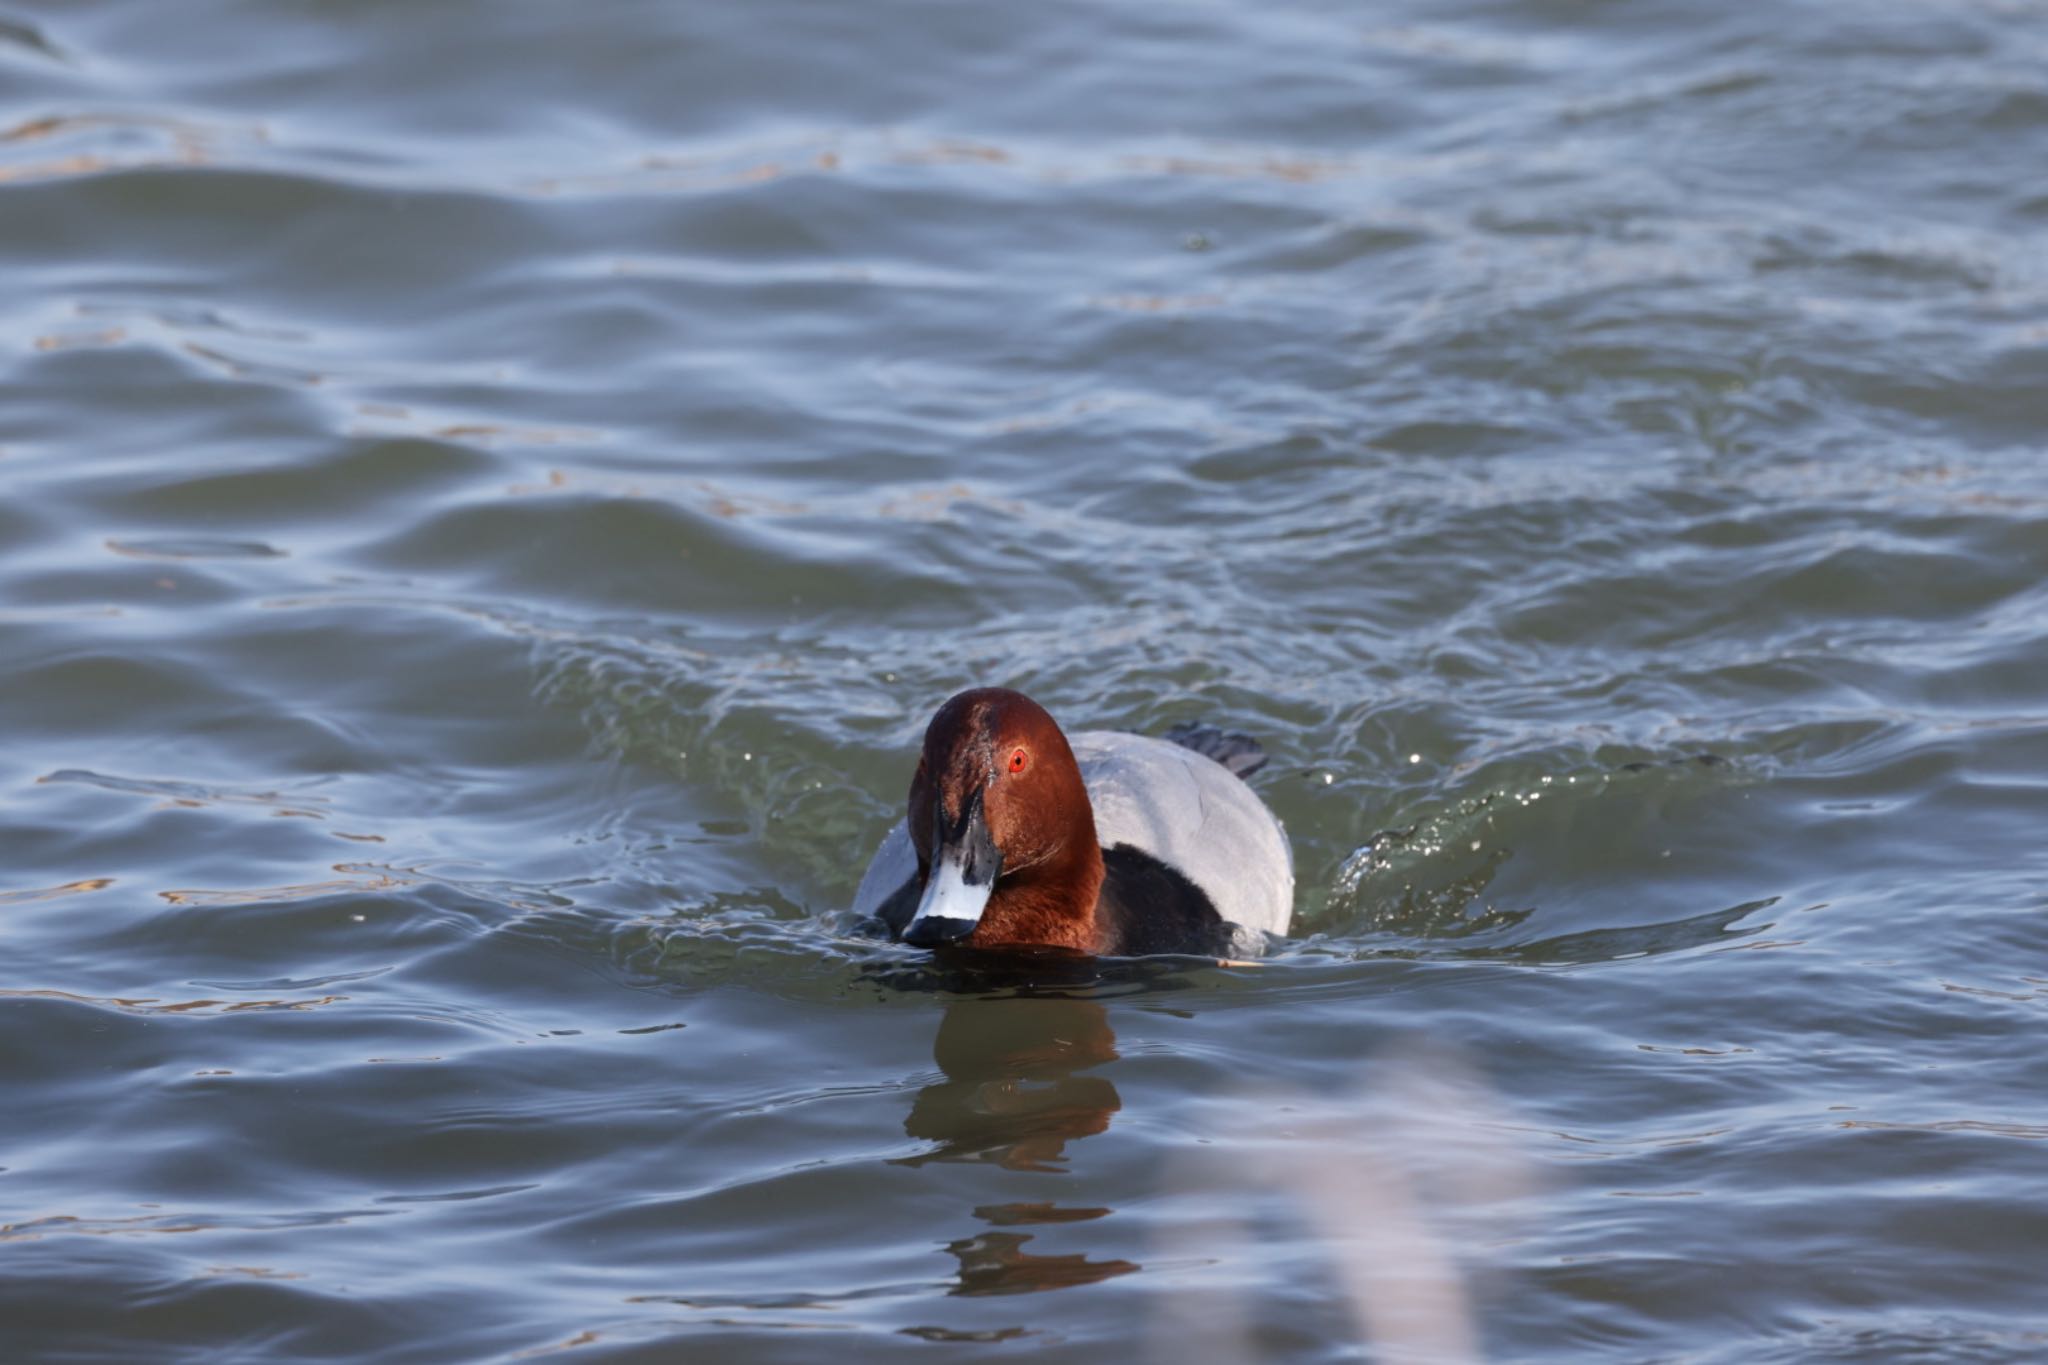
left=1162, top=721, right=1268, bottom=779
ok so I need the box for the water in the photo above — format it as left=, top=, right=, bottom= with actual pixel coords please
left=5, top=0, right=2048, bottom=1359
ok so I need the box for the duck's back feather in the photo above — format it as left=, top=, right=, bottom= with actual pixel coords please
left=1069, top=731, right=1293, bottom=940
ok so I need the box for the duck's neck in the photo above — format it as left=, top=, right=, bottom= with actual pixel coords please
left=969, top=827, right=1106, bottom=953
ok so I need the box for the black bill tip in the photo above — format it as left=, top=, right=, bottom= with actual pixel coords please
left=903, top=913, right=979, bottom=948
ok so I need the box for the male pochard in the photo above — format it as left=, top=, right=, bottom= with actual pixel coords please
left=853, top=688, right=1294, bottom=957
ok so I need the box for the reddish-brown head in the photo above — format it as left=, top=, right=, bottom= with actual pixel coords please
left=902, top=688, right=1104, bottom=950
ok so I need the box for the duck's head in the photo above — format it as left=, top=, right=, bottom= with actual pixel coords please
left=901, top=688, right=1102, bottom=950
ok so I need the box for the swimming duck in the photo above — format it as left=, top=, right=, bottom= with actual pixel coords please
left=853, top=688, right=1294, bottom=957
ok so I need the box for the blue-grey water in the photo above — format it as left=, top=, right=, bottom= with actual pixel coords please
left=5, top=2, right=2048, bottom=1361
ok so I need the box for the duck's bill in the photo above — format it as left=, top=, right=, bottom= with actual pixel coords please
left=902, top=793, right=1001, bottom=948
left=901, top=849, right=992, bottom=947
left=901, top=777, right=1003, bottom=949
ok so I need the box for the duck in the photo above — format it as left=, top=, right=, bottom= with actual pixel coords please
left=853, top=688, right=1294, bottom=957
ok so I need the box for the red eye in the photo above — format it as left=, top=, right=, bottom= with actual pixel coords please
left=1008, top=747, right=1029, bottom=774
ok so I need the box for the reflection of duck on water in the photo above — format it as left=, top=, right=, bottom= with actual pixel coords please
left=897, top=994, right=1138, bottom=1296
left=943, top=1220, right=1133, bottom=1297
left=898, top=994, right=1121, bottom=1172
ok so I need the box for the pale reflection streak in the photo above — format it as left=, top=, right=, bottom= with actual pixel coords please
left=1145, top=1043, right=1536, bottom=1365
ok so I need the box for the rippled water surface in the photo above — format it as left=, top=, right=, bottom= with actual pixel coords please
left=6, top=1, right=2048, bottom=1360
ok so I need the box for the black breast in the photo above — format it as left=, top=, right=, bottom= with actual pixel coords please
left=1095, top=844, right=1236, bottom=957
